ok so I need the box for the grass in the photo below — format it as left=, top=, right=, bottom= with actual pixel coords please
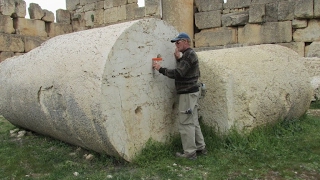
left=1, top=114, right=320, bottom=180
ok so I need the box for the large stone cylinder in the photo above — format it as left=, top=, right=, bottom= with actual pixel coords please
left=0, top=18, right=179, bottom=161
left=198, top=44, right=313, bottom=132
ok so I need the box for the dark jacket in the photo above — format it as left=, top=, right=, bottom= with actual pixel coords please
left=159, top=48, right=200, bottom=94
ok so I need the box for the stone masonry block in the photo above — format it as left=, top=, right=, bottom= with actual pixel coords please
left=94, top=9, right=104, bottom=25
left=104, top=6, right=126, bottom=24
left=80, top=0, right=98, bottom=6
left=196, top=0, right=224, bottom=12
left=126, top=3, right=138, bottom=20
left=294, top=0, right=313, bottom=19
left=113, top=0, right=127, bottom=7
left=95, top=1, right=104, bottom=10
left=195, top=27, right=237, bottom=47
left=14, top=18, right=47, bottom=37
left=0, top=15, right=15, bottom=34
left=56, top=9, right=71, bottom=24
left=292, top=19, right=308, bottom=29
left=104, top=0, right=113, bottom=9
left=135, top=7, right=145, bottom=18
left=83, top=3, right=95, bottom=12
left=66, top=0, right=80, bottom=11
left=0, top=51, right=14, bottom=62
left=0, top=33, right=24, bottom=52
left=84, top=11, right=95, bottom=27
left=306, top=41, right=320, bottom=58
left=24, top=36, right=48, bottom=52
left=265, top=3, right=277, bottom=22
left=315, top=0, right=320, bottom=18
left=28, top=3, right=44, bottom=20
left=251, top=0, right=278, bottom=3
left=46, top=23, right=73, bottom=37
left=13, top=0, right=26, bottom=18
left=238, top=21, right=292, bottom=45
left=145, top=0, right=161, bottom=16
left=0, top=0, right=15, bottom=16
left=278, top=1, right=294, bottom=21
left=249, top=3, right=265, bottom=24
left=128, top=0, right=138, bottom=3
left=293, top=19, right=320, bottom=42
left=42, top=10, right=55, bottom=22
left=222, top=11, right=249, bottom=27
left=223, top=0, right=251, bottom=9
left=278, top=42, right=305, bottom=57
left=195, top=10, right=221, bottom=29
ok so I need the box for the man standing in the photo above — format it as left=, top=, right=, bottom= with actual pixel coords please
left=153, top=32, right=207, bottom=160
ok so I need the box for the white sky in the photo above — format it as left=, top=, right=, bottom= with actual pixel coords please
left=24, top=0, right=146, bottom=19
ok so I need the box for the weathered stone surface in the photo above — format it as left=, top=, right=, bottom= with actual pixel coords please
left=83, top=3, right=95, bottom=12
left=128, top=0, right=138, bottom=3
left=303, top=57, right=320, bottom=77
left=80, top=0, right=98, bottom=6
left=162, top=0, right=194, bottom=45
left=249, top=3, right=265, bottom=24
left=0, top=51, right=14, bottom=62
left=0, top=18, right=179, bottom=162
left=0, top=15, right=15, bottom=34
left=0, top=33, right=24, bottom=52
left=66, top=0, right=80, bottom=11
left=293, top=19, right=320, bottom=42
left=94, top=9, right=104, bottom=25
left=135, top=7, right=145, bottom=18
left=28, top=3, right=44, bottom=20
left=195, top=0, right=223, bottom=12
left=145, top=0, right=161, bottom=16
left=195, top=27, right=237, bottom=47
left=46, top=23, right=73, bottom=37
left=95, top=1, right=104, bottom=10
left=306, top=41, right=320, bottom=58
left=238, top=21, right=292, bottom=45
left=265, top=3, right=277, bottom=22
left=292, top=19, right=308, bottom=29
left=14, top=18, right=46, bottom=37
left=24, top=36, right=48, bottom=52
left=0, top=0, right=15, bottom=16
left=278, top=42, right=305, bottom=57
left=198, top=45, right=312, bottom=132
left=126, top=3, right=138, bottom=20
left=42, top=10, right=55, bottom=22
left=113, top=0, right=127, bottom=7
left=223, top=0, right=251, bottom=9
left=195, top=10, right=221, bottom=29
left=84, top=11, right=95, bottom=27
left=278, top=1, right=294, bottom=21
left=104, top=0, right=113, bottom=9
left=294, top=0, right=313, bottom=19
left=104, top=6, right=126, bottom=24
left=315, top=0, right=320, bottom=18
left=56, top=9, right=71, bottom=24
left=222, top=11, right=248, bottom=27
left=13, top=0, right=26, bottom=18
left=251, top=0, right=278, bottom=3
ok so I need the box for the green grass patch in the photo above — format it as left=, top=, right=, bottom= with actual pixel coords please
left=1, top=115, right=320, bottom=179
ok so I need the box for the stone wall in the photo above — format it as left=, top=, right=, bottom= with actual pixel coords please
left=194, top=0, right=320, bottom=58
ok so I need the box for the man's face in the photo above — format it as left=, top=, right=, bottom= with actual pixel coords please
left=175, top=39, right=187, bottom=52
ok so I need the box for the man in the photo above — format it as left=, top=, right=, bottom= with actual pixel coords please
left=153, top=32, right=207, bottom=160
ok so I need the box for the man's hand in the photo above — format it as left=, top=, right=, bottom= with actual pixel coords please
left=174, top=48, right=182, bottom=60
left=153, top=62, right=161, bottom=71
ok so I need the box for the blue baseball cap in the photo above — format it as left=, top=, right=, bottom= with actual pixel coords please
left=171, top=32, right=190, bottom=43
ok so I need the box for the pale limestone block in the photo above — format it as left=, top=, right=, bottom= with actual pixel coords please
left=195, top=27, right=237, bottom=47
left=14, top=52, right=24, bottom=56
left=249, top=3, right=265, bottom=24
left=306, top=41, right=320, bottom=58
left=0, top=18, right=179, bottom=162
left=294, top=0, right=313, bottom=19
left=292, top=19, right=307, bottom=29
left=56, top=9, right=71, bottom=24
left=113, top=0, right=127, bottom=7
left=14, top=18, right=47, bottom=37
left=94, top=9, right=104, bottom=25
left=14, top=0, right=26, bottom=18
left=303, top=57, right=320, bottom=77
left=221, top=11, right=248, bottom=27
left=223, top=0, right=251, bottom=9
left=0, top=51, right=14, bottom=62
left=46, top=23, right=73, bottom=37
left=0, top=0, right=15, bottom=16
left=28, top=3, right=44, bottom=20
left=83, top=3, right=95, bottom=12
left=195, top=0, right=223, bottom=12
left=72, top=15, right=88, bottom=32
left=0, top=15, right=15, bottom=34
left=251, top=0, right=277, bottom=3
left=42, top=10, right=55, bottom=22
left=145, top=0, right=161, bottom=16
left=117, top=5, right=126, bottom=21
left=104, top=7, right=119, bottom=24
left=24, top=36, right=48, bottom=52
left=0, top=33, right=24, bottom=52
left=278, top=1, right=294, bottom=21
left=104, top=0, right=113, bottom=9
left=95, top=1, right=104, bottom=10
left=293, top=19, right=320, bottom=42
left=80, top=0, right=98, bottom=6
left=135, top=7, right=145, bottom=18
left=265, top=2, right=277, bottom=22
left=126, top=3, right=138, bottom=20
left=84, top=11, right=95, bottom=27
left=238, top=21, right=292, bottom=45
left=128, top=0, right=138, bottom=3
left=198, top=45, right=312, bottom=132
left=195, top=10, right=221, bottom=29
left=277, top=42, right=305, bottom=57
left=66, top=0, right=80, bottom=11
left=315, top=0, right=320, bottom=18
left=162, top=0, right=194, bottom=43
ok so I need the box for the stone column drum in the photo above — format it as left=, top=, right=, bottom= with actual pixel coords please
left=0, top=18, right=179, bottom=162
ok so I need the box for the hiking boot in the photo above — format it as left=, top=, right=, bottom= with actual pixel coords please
left=196, top=148, right=208, bottom=155
left=175, top=151, right=197, bottom=160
